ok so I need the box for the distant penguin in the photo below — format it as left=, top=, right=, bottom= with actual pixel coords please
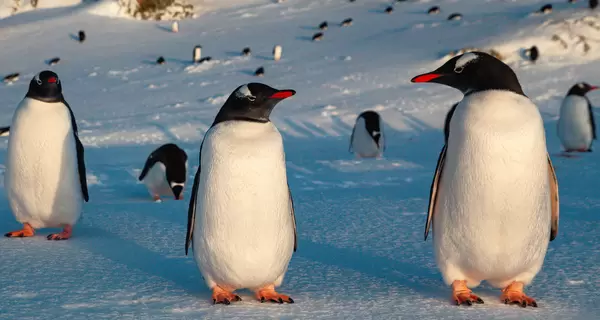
left=0, top=126, right=10, bottom=137
left=385, top=6, right=394, bottom=14
left=448, top=13, right=462, bottom=20
left=185, top=83, right=297, bottom=305
left=242, top=47, right=252, bottom=56
left=557, top=82, right=598, bottom=153
left=139, top=143, right=188, bottom=201
left=526, top=46, right=539, bottom=62
left=273, top=45, right=282, bottom=61
left=319, top=21, right=328, bottom=30
left=3, top=73, right=20, bottom=83
left=4, top=71, right=89, bottom=241
left=47, top=57, right=61, bottom=66
left=591, top=0, right=598, bottom=9
left=193, top=45, right=202, bottom=63
left=411, top=52, right=558, bottom=307
left=255, top=67, right=265, bottom=77
left=349, top=111, right=385, bottom=158
left=312, top=32, right=324, bottom=41
left=171, top=21, right=179, bottom=33
left=77, top=30, right=85, bottom=43
left=539, top=4, right=553, bottom=13
left=157, top=56, right=166, bottom=65
left=428, top=6, right=440, bottom=14
left=341, top=18, right=353, bottom=26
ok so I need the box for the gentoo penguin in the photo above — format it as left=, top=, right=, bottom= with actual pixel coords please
left=411, top=52, right=559, bottom=307
left=185, top=83, right=297, bottom=305
left=138, top=143, right=188, bottom=201
left=4, top=70, right=89, bottom=240
left=349, top=110, right=385, bottom=158
left=443, top=103, right=458, bottom=143
left=0, top=126, right=10, bottom=136
left=557, top=82, right=598, bottom=153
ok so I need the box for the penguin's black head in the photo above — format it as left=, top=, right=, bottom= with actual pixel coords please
left=567, top=82, right=598, bottom=96
left=26, top=70, right=63, bottom=103
left=160, top=144, right=187, bottom=200
left=212, top=83, right=296, bottom=126
left=358, top=110, right=382, bottom=146
left=411, top=52, right=525, bottom=96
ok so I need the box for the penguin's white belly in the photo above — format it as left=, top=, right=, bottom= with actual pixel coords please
left=142, top=163, right=172, bottom=196
left=351, top=123, right=381, bottom=158
left=4, top=98, right=83, bottom=229
left=557, top=95, right=593, bottom=151
left=193, top=121, right=294, bottom=290
left=434, top=92, right=551, bottom=288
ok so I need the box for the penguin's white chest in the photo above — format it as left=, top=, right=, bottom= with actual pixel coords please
left=4, top=98, right=83, bottom=229
left=351, top=118, right=382, bottom=158
left=557, top=95, right=593, bottom=151
left=142, top=163, right=172, bottom=197
left=193, top=121, right=294, bottom=290
left=434, top=91, right=551, bottom=288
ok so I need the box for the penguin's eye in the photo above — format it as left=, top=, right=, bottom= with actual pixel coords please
left=34, top=74, right=42, bottom=85
left=454, top=67, right=464, bottom=74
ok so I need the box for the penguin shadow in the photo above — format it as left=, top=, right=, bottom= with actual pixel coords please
left=295, top=36, right=314, bottom=42
left=255, top=55, right=274, bottom=61
left=69, top=33, right=81, bottom=42
left=224, top=51, right=244, bottom=58
left=299, top=25, right=319, bottom=31
left=155, top=24, right=175, bottom=33
left=240, top=69, right=260, bottom=76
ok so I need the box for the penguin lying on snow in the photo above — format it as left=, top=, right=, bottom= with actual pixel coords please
left=185, top=83, right=297, bottom=305
left=138, top=143, right=188, bottom=201
left=411, top=52, right=559, bottom=307
left=4, top=71, right=89, bottom=240
left=349, top=110, right=385, bottom=158
left=557, top=82, right=598, bottom=154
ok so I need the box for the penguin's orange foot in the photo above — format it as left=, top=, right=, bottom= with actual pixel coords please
left=153, top=195, right=161, bottom=202
left=501, top=281, right=537, bottom=308
left=255, top=285, right=294, bottom=304
left=47, top=225, right=72, bottom=241
left=176, top=194, right=184, bottom=200
left=212, top=286, right=241, bottom=305
left=452, top=280, right=484, bottom=306
left=5, top=223, right=35, bottom=238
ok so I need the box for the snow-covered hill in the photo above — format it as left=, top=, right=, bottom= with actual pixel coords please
left=0, top=0, right=599, bottom=319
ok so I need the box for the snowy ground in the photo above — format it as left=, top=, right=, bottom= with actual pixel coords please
left=0, top=0, right=599, bottom=319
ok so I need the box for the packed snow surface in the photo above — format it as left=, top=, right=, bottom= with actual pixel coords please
left=0, top=0, right=599, bottom=319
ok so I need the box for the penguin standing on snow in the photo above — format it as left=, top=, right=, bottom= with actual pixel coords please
left=411, top=52, right=559, bottom=307
left=4, top=71, right=89, bottom=240
left=138, top=143, right=188, bottom=201
left=185, top=83, right=297, bottom=305
left=349, top=110, right=385, bottom=158
left=557, top=82, right=598, bottom=153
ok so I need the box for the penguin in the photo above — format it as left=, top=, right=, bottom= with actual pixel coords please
left=4, top=70, right=89, bottom=240
left=77, top=30, right=85, bottom=43
left=526, top=46, right=539, bottom=62
left=3, top=73, right=19, bottom=83
left=157, top=56, right=166, bottom=65
left=448, top=13, right=462, bottom=21
left=47, top=57, right=61, bottom=66
left=591, top=0, right=598, bottom=9
left=557, top=82, right=598, bottom=153
left=242, top=47, right=252, bottom=56
left=411, top=52, right=559, bottom=307
left=428, top=6, right=441, bottom=14
left=312, top=32, right=324, bottom=41
left=539, top=4, right=552, bottom=14
left=319, top=21, right=328, bottom=30
left=185, top=83, right=297, bottom=305
left=0, top=126, right=10, bottom=137
left=255, top=66, right=265, bottom=77
left=341, top=18, right=353, bottom=27
left=349, top=110, right=385, bottom=158
left=385, top=6, right=394, bottom=14
left=138, top=143, right=188, bottom=201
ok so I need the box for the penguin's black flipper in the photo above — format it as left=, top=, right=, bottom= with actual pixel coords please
left=349, top=122, right=357, bottom=153
left=64, top=99, right=89, bottom=202
left=0, top=126, right=10, bottom=136
left=288, top=183, right=297, bottom=252
left=587, top=99, right=596, bottom=140
left=138, top=153, right=160, bottom=181
left=444, top=103, right=459, bottom=144
left=186, top=140, right=204, bottom=255
left=425, top=144, right=447, bottom=241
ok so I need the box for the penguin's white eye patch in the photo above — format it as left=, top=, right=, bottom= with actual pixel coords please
left=235, top=85, right=256, bottom=101
left=455, top=52, right=478, bottom=71
left=578, top=83, right=585, bottom=88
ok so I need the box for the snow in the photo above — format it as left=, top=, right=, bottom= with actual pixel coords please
left=0, top=0, right=599, bottom=318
